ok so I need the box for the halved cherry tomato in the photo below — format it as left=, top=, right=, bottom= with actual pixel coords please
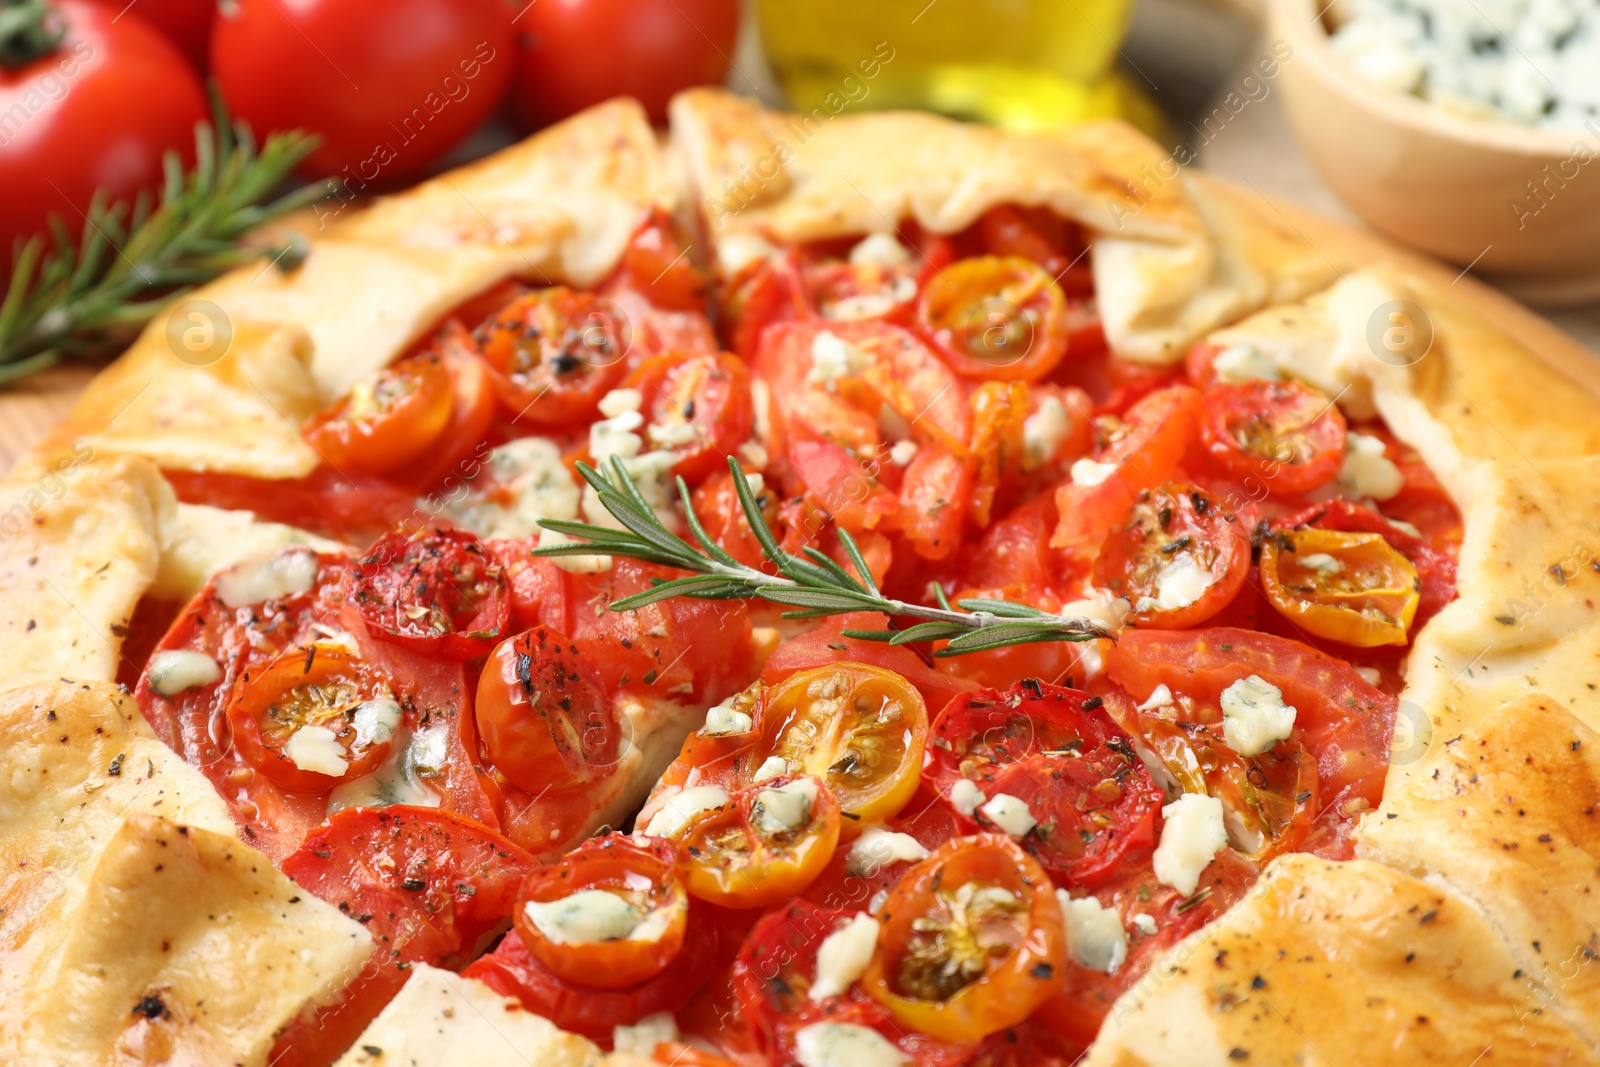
left=967, top=380, right=1030, bottom=529
left=1199, top=380, right=1346, bottom=496
left=224, top=643, right=396, bottom=795
left=754, top=662, right=928, bottom=824
left=475, top=626, right=619, bottom=794
left=977, top=205, right=1091, bottom=295
left=393, top=320, right=499, bottom=494
left=925, top=683, right=1163, bottom=887
left=1276, top=499, right=1456, bottom=630
left=304, top=351, right=453, bottom=474
left=918, top=256, right=1069, bottom=382
left=467, top=873, right=717, bottom=1042
left=623, top=351, right=754, bottom=480
left=690, top=468, right=784, bottom=570
left=1260, top=528, right=1420, bottom=647
left=271, top=806, right=535, bottom=1067
left=721, top=251, right=806, bottom=360
left=677, top=774, right=841, bottom=909
left=476, top=287, right=632, bottom=425
left=514, top=835, right=687, bottom=991
left=759, top=613, right=978, bottom=717
left=864, top=835, right=1066, bottom=1042
left=616, top=210, right=708, bottom=312
left=1106, top=628, right=1397, bottom=852
left=1093, top=483, right=1249, bottom=629
left=352, top=526, right=510, bottom=660
left=1051, top=385, right=1204, bottom=552
left=897, top=443, right=976, bottom=561
left=803, top=257, right=919, bottom=322
left=730, top=901, right=972, bottom=1066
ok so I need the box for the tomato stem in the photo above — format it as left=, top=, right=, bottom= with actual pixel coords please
left=0, top=0, right=64, bottom=68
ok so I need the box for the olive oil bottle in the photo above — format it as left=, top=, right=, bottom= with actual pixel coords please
left=755, top=0, right=1151, bottom=131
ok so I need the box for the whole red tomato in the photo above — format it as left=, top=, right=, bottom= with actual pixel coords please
left=210, top=0, right=514, bottom=183
left=101, top=0, right=214, bottom=69
left=509, top=0, right=739, bottom=129
left=0, top=1, right=205, bottom=264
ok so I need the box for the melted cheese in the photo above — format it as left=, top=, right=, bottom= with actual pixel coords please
left=1023, top=394, right=1071, bottom=469
left=846, top=827, right=930, bottom=877
left=283, top=725, right=348, bottom=778
left=794, top=1022, right=909, bottom=1067
left=949, top=777, right=986, bottom=817
left=1058, top=890, right=1129, bottom=974
left=214, top=547, right=318, bottom=608
left=642, top=785, right=730, bottom=837
left=1070, top=458, right=1118, bottom=487
left=810, top=913, right=879, bottom=1000
left=754, top=778, right=817, bottom=835
left=1220, top=675, right=1298, bottom=757
left=980, top=793, right=1037, bottom=837
left=145, top=650, right=221, bottom=696
left=523, top=890, right=640, bottom=944
left=1153, top=793, right=1229, bottom=895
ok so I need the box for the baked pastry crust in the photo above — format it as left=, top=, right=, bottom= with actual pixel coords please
left=5, top=88, right=1600, bottom=1062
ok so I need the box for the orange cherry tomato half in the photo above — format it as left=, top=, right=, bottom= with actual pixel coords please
left=623, top=351, right=754, bottom=481
left=474, top=626, right=620, bottom=794
left=352, top=526, right=510, bottom=660
left=303, top=350, right=453, bottom=474
left=1260, top=528, right=1421, bottom=647
left=513, top=834, right=688, bottom=991
left=225, top=643, right=397, bottom=795
left=863, top=834, right=1067, bottom=1042
left=476, top=286, right=632, bottom=425
left=918, top=255, right=1068, bottom=382
left=755, top=662, right=928, bottom=825
left=1199, top=380, right=1347, bottom=496
left=1093, top=483, right=1250, bottom=629
left=677, top=774, right=841, bottom=909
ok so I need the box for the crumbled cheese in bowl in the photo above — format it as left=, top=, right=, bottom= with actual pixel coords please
left=1329, top=0, right=1600, bottom=131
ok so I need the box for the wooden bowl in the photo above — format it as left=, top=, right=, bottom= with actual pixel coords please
left=1269, top=0, right=1600, bottom=302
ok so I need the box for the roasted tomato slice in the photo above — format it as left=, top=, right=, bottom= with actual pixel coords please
left=1276, top=499, right=1456, bottom=629
left=1199, top=379, right=1347, bottom=496
left=475, top=286, right=632, bottom=425
left=925, top=683, right=1163, bottom=887
left=1051, top=385, right=1203, bottom=552
left=1260, top=528, right=1421, bottom=647
left=676, top=774, right=841, bottom=909
left=475, top=626, right=620, bottom=794
left=351, top=526, right=510, bottom=660
left=755, top=662, right=928, bottom=824
left=271, top=806, right=535, bottom=1066
left=863, top=835, right=1067, bottom=1042
left=731, top=901, right=972, bottom=1066
left=1106, top=628, right=1397, bottom=853
left=303, top=350, right=453, bottom=474
left=513, top=835, right=688, bottom=990
left=803, top=255, right=919, bottom=322
left=623, top=351, right=754, bottom=481
left=918, top=255, right=1069, bottom=382
left=1093, top=483, right=1249, bottom=629
left=224, top=642, right=398, bottom=795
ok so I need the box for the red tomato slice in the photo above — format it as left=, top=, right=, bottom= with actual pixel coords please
left=612, top=210, right=709, bottom=312
left=303, top=350, right=453, bottom=475
left=897, top=443, right=975, bottom=561
left=162, top=466, right=417, bottom=544
left=466, top=900, right=718, bottom=1043
left=476, top=287, right=632, bottom=426
left=925, top=682, right=1163, bottom=887
left=352, top=526, right=510, bottom=660
left=1092, top=482, right=1249, bottom=629
left=918, top=255, right=1069, bottom=382
left=1198, top=380, right=1347, bottom=496
left=720, top=251, right=807, bottom=360
left=623, top=351, right=754, bottom=481
left=1106, top=628, right=1397, bottom=846
left=1051, top=385, right=1203, bottom=553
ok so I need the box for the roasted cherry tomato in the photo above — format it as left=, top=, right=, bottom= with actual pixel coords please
left=352, top=526, right=510, bottom=660
left=1051, top=385, right=1203, bottom=552
left=925, top=683, right=1163, bottom=887
left=918, top=256, right=1069, bottom=381
left=1199, top=380, right=1347, bottom=496
left=755, top=662, right=928, bottom=824
left=1107, top=628, right=1397, bottom=854
left=1260, top=528, right=1421, bottom=647
left=615, top=210, right=709, bottom=311
left=689, top=468, right=784, bottom=570
left=514, top=835, right=687, bottom=990
left=476, top=287, right=632, bottom=425
left=864, top=835, right=1067, bottom=1042
left=475, top=626, right=619, bottom=794
left=976, top=205, right=1091, bottom=295
left=303, top=351, right=453, bottom=474
left=803, top=254, right=919, bottom=322
left=1276, top=499, right=1456, bottom=630
left=1094, top=483, right=1249, bottom=629
left=623, top=351, right=754, bottom=480
left=677, top=774, right=841, bottom=909
left=272, top=806, right=534, bottom=1066
left=392, top=320, right=499, bottom=494
left=224, top=643, right=396, bottom=795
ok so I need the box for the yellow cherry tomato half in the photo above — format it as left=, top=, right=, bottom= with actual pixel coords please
left=677, top=773, right=841, bottom=909
left=755, top=662, right=927, bottom=825
left=863, top=834, right=1067, bottom=1043
left=1260, top=528, right=1421, bottom=647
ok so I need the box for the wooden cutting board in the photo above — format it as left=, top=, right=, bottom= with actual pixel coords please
left=1, top=365, right=96, bottom=475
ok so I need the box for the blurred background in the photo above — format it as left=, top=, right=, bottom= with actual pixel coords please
left=2, top=0, right=1597, bottom=421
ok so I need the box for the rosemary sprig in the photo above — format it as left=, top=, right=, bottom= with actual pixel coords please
left=533, top=456, right=1116, bottom=657
left=0, top=89, right=327, bottom=385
